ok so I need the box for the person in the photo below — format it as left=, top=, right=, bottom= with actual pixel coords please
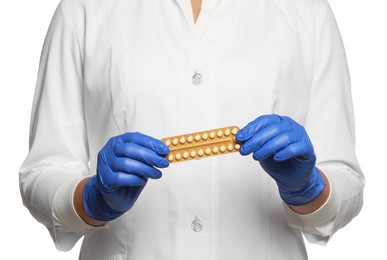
left=19, top=0, right=365, bottom=259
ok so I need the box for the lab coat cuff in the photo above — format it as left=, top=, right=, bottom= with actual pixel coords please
left=53, top=177, right=106, bottom=237
left=283, top=173, right=340, bottom=228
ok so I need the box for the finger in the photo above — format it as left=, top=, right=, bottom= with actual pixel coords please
left=236, top=114, right=283, bottom=142
left=114, top=142, right=169, bottom=168
left=252, top=132, right=297, bottom=161
left=110, top=157, right=163, bottom=179
left=239, top=120, right=292, bottom=155
left=273, top=141, right=315, bottom=162
left=120, top=132, right=170, bottom=155
left=112, top=172, right=148, bottom=187
left=98, top=169, right=148, bottom=188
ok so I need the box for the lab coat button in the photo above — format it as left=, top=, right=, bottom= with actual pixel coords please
left=191, top=217, right=203, bottom=232
left=192, top=72, right=203, bottom=85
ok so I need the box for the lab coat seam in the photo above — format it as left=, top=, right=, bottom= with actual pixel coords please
left=303, top=0, right=332, bottom=128
left=51, top=200, right=62, bottom=251
left=210, top=158, right=217, bottom=260
left=59, top=1, right=90, bottom=159
left=301, top=0, right=319, bottom=126
left=106, top=0, right=128, bottom=134
left=29, top=170, right=48, bottom=211
left=29, top=170, right=62, bottom=246
left=317, top=188, right=343, bottom=241
left=311, top=0, right=333, bottom=63
left=51, top=178, right=96, bottom=248
left=59, top=0, right=85, bottom=68
left=265, top=175, right=271, bottom=260
left=106, top=47, right=126, bottom=134
left=267, top=12, right=281, bottom=114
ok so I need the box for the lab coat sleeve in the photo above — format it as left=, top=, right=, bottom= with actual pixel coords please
left=19, top=1, right=98, bottom=251
left=283, top=0, right=365, bottom=245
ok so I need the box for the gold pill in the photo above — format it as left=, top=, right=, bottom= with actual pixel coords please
left=161, top=126, right=241, bottom=163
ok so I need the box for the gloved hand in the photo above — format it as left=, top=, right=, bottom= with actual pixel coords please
left=236, top=115, right=326, bottom=206
left=83, top=132, right=170, bottom=221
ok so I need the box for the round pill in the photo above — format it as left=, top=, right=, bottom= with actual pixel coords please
left=198, top=149, right=204, bottom=156
left=205, top=148, right=211, bottom=155
left=202, top=133, right=208, bottom=140
left=165, top=140, right=171, bottom=146
left=187, top=136, right=193, bottom=143
left=172, top=138, right=178, bottom=145
left=227, top=144, right=233, bottom=151
left=220, top=145, right=226, bottom=153
left=209, top=132, right=215, bottom=139
left=224, top=129, right=230, bottom=136
left=183, top=152, right=189, bottom=159
left=235, top=144, right=240, bottom=150
left=195, top=134, right=201, bottom=142
left=190, top=151, right=196, bottom=158
left=168, top=154, right=174, bottom=161
left=175, top=153, right=181, bottom=160
left=180, top=137, right=186, bottom=144
left=213, top=146, right=219, bottom=154
left=217, top=130, right=223, bottom=138
left=232, top=128, right=238, bottom=135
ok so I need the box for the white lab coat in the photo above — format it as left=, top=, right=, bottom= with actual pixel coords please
left=20, top=0, right=364, bottom=259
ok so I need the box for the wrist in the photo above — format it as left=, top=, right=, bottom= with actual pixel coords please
left=289, top=169, right=331, bottom=214
left=82, top=176, right=126, bottom=222
left=279, top=167, right=326, bottom=206
left=74, top=177, right=108, bottom=226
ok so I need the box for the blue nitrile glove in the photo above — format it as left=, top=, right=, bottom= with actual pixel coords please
left=236, top=115, right=326, bottom=206
left=83, top=132, right=170, bottom=221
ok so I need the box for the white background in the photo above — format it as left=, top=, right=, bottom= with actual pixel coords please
left=1, top=0, right=386, bottom=259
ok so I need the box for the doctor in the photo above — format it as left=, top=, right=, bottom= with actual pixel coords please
left=20, top=0, right=365, bottom=259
